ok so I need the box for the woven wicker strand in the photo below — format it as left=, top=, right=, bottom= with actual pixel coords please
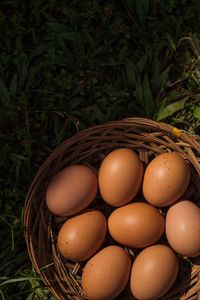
left=24, top=118, right=200, bottom=300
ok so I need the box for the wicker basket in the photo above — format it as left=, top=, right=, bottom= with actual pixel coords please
left=24, top=117, right=200, bottom=300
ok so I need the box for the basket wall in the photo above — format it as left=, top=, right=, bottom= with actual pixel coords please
left=24, top=118, right=200, bottom=300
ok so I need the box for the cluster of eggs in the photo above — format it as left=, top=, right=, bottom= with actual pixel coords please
left=46, top=148, right=200, bottom=300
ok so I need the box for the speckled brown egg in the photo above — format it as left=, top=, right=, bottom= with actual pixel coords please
left=108, top=202, right=164, bottom=248
left=82, top=245, right=131, bottom=300
left=130, top=244, right=179, bottom=300
left=57, top=210, right=107, bottom=262
left=142, top=152, right=190, bottom=207
left=46, top=164, right=97, bottom=216
left=98, top=148, right=143, bottom=206
left=166, top=200, right=200, bottom=257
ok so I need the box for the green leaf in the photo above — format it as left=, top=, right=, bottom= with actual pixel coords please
left=143, top=73, right=154, bottom=117
left=46, top=22, right=70, bottom=32
left=166, top=33, right=176, bottom=51
left=0, top=78, right=11, bottom=105
left=142, top=0, right=149, bottom=16
left=84, top=32, right=95, bottom=50
left=134, top=77, right=143, bottom=105
left=161, top=66, right=170, bottom=87
left=35, top=287, right=47, bottom=299
left=156, top=98, right=188, bottom=121
left=137, top=55, right=148, bottom=74
left=29, top=278, right=40, bottom=289
left=190, top=72, right=200, bottom=86
left=61, top=32, right=81, bottom=43
left=9, top=73, right=17, bottom=96
left=151, top=56, right=161, bottom=93
left=92, top=45, right=107, bottom=58
left=138, top=0, right=149, bottom=21
left=26, top=292, right=34, bottom=300
left=166, top=0, right=176, bottom=12
left=191, top=33, right=200, bottom=56
left=193, top=106, right=200, bottom=120
left=30, top=44, right=52, bottom=58
left=0, top=289, right=6, bottom=300
left=117, top=45, right=128, bottom=61
left=136, top=1, right=144, bottom=23
left=17, top=54, right=29, bottom=87
left=125, top=60, right=137, bottom=88
left=43, top=12, right=57, bottom=22
left=28, top=277, right=47, bottom=298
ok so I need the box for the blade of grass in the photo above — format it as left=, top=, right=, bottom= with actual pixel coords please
left=143, top=73, right=154, bottom=117
left=0, top=289, right=6, bottom=300
left=0, top=277, right=42, bottom=287
left=0, top=78, right=11, bottom=106
left=125, top=60, right=137, bottom=88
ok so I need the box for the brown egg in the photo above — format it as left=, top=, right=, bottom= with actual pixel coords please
left=98, top=148, right=143, bottom=206
left=82, top=246, right=131, bottom=300
left=166, top=200, right=200, bottom=257
left=108, top=202, right=164, bottom=248
left=46, top=165, right=97, bottom=216
left=130, top=244, right=178, bottom=300
left=143, top=152, right=190, bottom=207
left=57, top=210, right=107, bottom=262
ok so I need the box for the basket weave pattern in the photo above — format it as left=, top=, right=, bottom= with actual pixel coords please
left=24, top=118, right=200, bottom=300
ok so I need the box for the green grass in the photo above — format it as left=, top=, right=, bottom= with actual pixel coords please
left=0, top=1, right=200, bottom=299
